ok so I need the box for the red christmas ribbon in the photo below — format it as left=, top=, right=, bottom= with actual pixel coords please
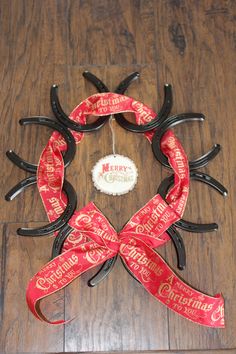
left=26, top=93, right=224, bottom=327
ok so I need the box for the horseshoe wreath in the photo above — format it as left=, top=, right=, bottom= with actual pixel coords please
left=5, top=72, right=227, bottom=327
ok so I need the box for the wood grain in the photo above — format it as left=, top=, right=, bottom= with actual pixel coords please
left=0, top=223, right=64, bottom=353
left=155, top=0, right=236, bottom=350
left=0, top=0, right=235, bottom=352
left=65, top=0, right=157, bottom=65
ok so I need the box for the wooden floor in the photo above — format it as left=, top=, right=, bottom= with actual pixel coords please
left=0, top=0, right=235, bottom=353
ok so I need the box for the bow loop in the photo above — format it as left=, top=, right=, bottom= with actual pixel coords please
left=68, top=202, right=120, bottom=253
left=119, top=194, right=180, bottom=248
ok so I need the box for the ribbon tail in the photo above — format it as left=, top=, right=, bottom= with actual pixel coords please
left=26, top=243, right=116, bottom=324
left=120, top=237, right=224, bottom=328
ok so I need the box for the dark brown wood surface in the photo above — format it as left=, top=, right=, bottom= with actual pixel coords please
left=0, top=0, right=235, bottom=352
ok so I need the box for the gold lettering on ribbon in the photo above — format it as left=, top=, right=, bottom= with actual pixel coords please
left=40, top=147, right=62, bottom=191
left=74, top=214, right=92, bottom=227
left=36, top=278, right=51, bottom=291
left=135, top=201, right=168, bottom=234
left=39, top=184, right=50, bottom=193
left=119, top=239, right=137, bottom=256
left=131, top=101, right=153, bottom=123
left=121, top=245, right=163, bottom=277
left=66, top=232, right=85, bottom=245
left=89, top=95, right=128, bottom=112
left=211, top=304, right=224, bottom=322
left=166, top=136, right=176, bottom=149
left=175, top=193, right=187, bottom=215
left=48, top=197, right=64, bottom=216
left=158, top=282, right=213, bottom=312
left=174, top=148, right=186, bottom=178
left=36, top=255, right=79, bottom=291
left=84, top=248, right=106, bottom=264
left=99, top=230, right=118, bottom=243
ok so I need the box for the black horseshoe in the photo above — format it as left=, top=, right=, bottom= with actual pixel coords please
left=50, top=84, right=110, bottom=132
left=167, top=226, right=186, bottom=270
left=6, top=117, right=76, bottom=173
left=82, top=71, right=110, bottom=93
left=83, top=71, right=140, bottom=96
left=87, top=256, right=118, bottom=287
left=5, top=176, right=77, bottom=236
left=114, top=71, right=140, bottom=94
left=152, top=113, right=221, bottom=170
left=51, top=223, right=74, bottom=258
left=5, top=175, right=37, bottom=201
left=17, top=179, right=77, bottom=236
left=157, top=171, right=228, bottom=233
left=115, top=84, right=173, bottom=132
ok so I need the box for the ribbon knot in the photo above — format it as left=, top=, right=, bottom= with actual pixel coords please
left=26, top=197, right=224, bottom=327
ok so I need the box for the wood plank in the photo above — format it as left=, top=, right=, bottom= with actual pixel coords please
left=0, top=62, right=67, bottom=222
left=66, top=0, right=156, bottom=65
left=155, top=0, right=236, bottom=350
left=56, top=351, right=236, bottom=354
left=0, top=223, right=64, bottom=353
left=0, top=0, right=69, bottom=66
left=0, top=0, right=235, bottom=352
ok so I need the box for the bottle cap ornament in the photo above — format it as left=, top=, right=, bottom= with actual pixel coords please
left=92, top=154, right=138, bottom=196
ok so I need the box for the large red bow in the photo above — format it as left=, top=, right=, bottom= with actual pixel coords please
left=26, top=197, right=224, bottom=327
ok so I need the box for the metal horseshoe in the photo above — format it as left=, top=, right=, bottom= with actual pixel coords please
left=115, top=84, right=173, bottom=132
left=50, top=84, right=110, bottom=132
left=6, top=117, right=76, bottom=173
left=152, top=113, right=221, bottom=170
left=5, top=174, right=77, bottom=236
left=5, top=175, right=37, bottom=201
left=16, top=179, right=77, bottom=236
left=50, top=71, right=141, bottom=132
